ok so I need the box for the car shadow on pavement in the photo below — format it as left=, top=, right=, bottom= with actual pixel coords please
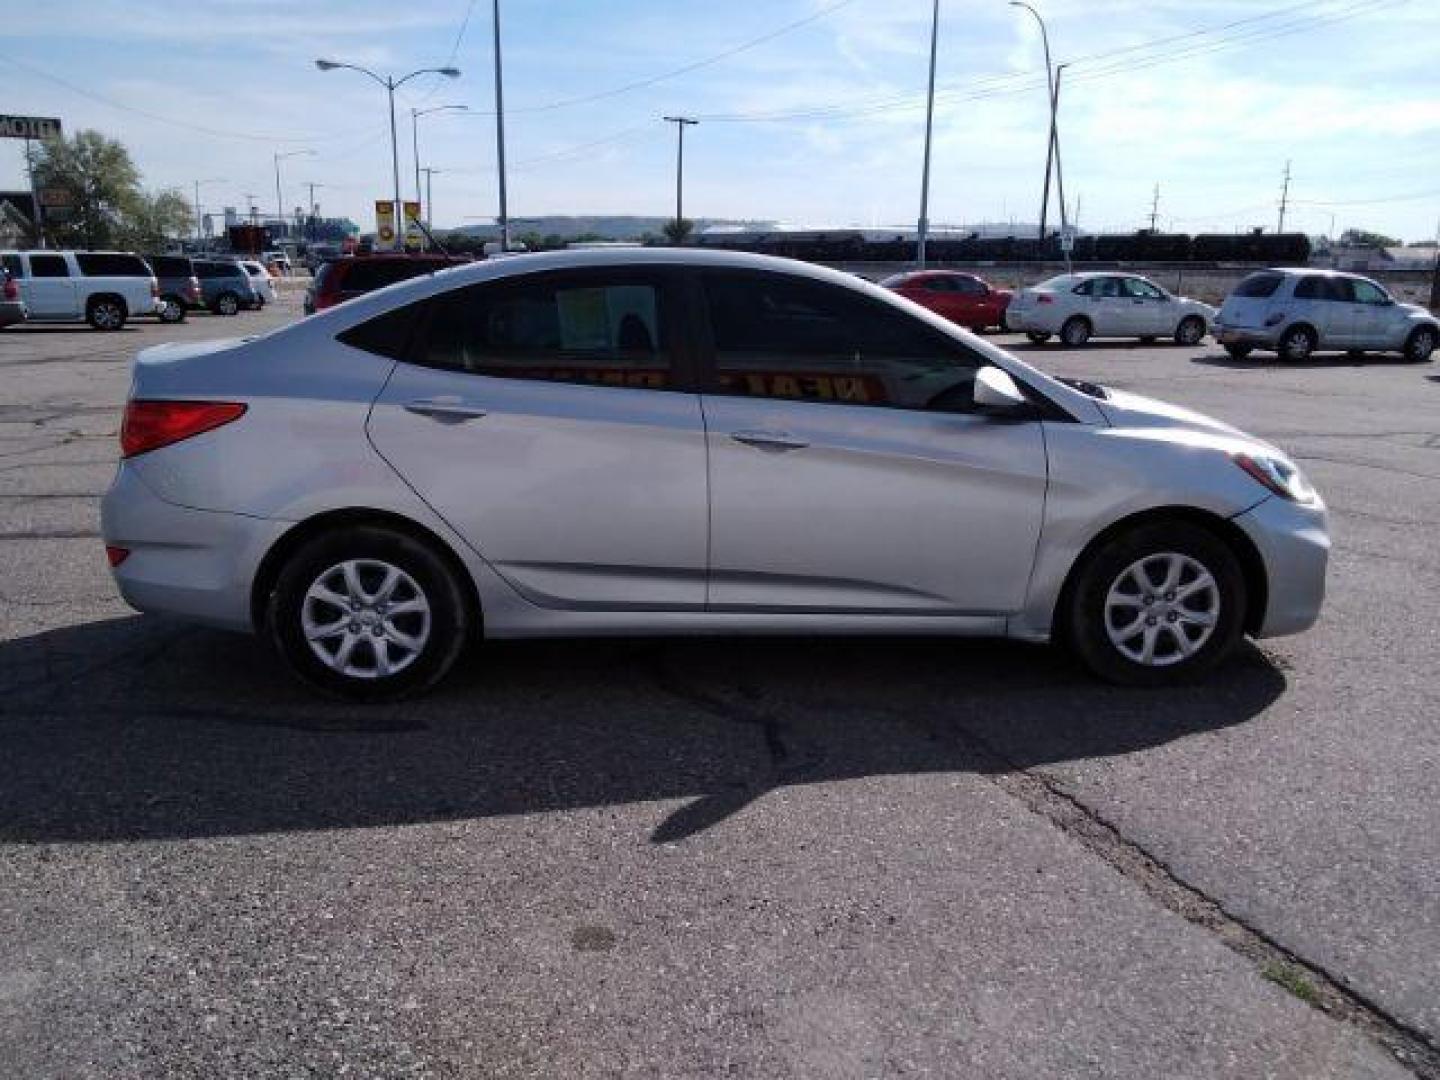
left=1190, top=351, right=1418, bottom=369
left=0, top=615, right=1285, bottom=845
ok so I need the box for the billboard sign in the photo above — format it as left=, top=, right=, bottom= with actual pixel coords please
left=0, top=115, right=62, bottom=140
left=375, top=199, right=397, bottom=250
left=402, top=200, right=423, bottom=250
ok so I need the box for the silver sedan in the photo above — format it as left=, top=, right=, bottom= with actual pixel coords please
left=101, top=249, right=1327, bottom=700
left=1007, top=271, right=1215, bottom=347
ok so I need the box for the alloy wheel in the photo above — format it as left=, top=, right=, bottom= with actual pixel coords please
left=301, top=559, right=432, bottom=679
left=1103, top=552, right=1220, bottom=667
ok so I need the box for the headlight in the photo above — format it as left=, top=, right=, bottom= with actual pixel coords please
left=1233, top=452, right=1317, bottom=504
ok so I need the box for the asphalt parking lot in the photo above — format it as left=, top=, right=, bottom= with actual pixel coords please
left=1, top=295, right=1437, bottom=1078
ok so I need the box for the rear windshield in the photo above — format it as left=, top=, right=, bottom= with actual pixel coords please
left=339, top=259, right=448, bottom=292
left=76, top=253, right=151, bottom=277
left=1233, top=272, right=1283, bottom=299
left=149, top=255, right=192, bottom=276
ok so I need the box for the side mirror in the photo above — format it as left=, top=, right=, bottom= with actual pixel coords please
left=974, top=366, right=1029, bottom=414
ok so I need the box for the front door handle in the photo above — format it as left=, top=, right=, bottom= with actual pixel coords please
left=404, top=396, right=489, bottom=423
left=731, top=429, right=809, bottom=451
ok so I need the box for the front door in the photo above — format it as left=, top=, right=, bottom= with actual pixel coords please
left=24, top=253, right=77, bottom=317
left=697, top=269, right=1048, bottom=614
left=366, top=268, right=709, bottom=609
left=1121, top=276, right=1174, bottom=335
left=1348, top=278, right=1393, bottom=347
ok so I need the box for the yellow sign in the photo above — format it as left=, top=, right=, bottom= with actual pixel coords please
left=374, top=199, right=397, bottom=251
left=403, top=200, right=423, bottom=251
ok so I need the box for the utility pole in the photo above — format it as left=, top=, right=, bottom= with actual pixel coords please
left=1051, top=63, right=1069, bottom=239
left=306, top=182, right=324, bottom=241
left=1148, top=183, right=1160, bottom=232
left=244, top=194, right=258, bottom=227
left=421, top=168, right=441, bottom=229
left=663, top=116, right=699, bottom=242
left=1277, top=160, right=1292, bottom=234
left=916, top=0, right=940, bottom=267
left=1010, top=2, right=1056, bottom=242
left=25, top=139, right=45, bottom=249
left=492, top=0, right=510, bottom=252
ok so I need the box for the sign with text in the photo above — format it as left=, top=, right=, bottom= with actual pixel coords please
left=0, top=115, right=62, bottom=140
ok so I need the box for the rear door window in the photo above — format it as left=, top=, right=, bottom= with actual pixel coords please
left=29, top=254, right=70, bottom=278
left=76, top=253, right=151, bottom=276
left=1294, top=277, right=1330, bottom=301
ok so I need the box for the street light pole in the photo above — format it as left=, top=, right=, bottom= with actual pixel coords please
left=315, top=59, right=460, bottom=245
left=663, top=116, right=699, bottom=241
left=421, top=168, right=441, bottom=229
left=917, top=0, right=940, bottom=267
left=1010, top=1, right=1056, bottom=241
left=274, top=150, right=314, bottom=241
left=410, top=105, right=468, bottom=220
left=492, top=0, right=510, bottom=252
left=192, top=177, right=223, bottom=246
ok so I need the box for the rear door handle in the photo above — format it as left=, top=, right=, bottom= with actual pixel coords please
left=404, top=396, right=489, bottom=422
left=731, top=429, right=809, bottom=451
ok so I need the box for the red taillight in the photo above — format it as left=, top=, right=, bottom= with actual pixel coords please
left=188, top=277, right=201, bottom=301
left=1037, top=294, right=1054, bottom=304
left=2, top=277, right=16, bottom=301
left=151, top=278, right=160, bottom=298
left=120, top=400, right=247, bottom=458
left=106, top=545, right=130, bottom=567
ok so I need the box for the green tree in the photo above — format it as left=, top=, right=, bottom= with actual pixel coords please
left=27, top=129, right=142, bottom=249
left=1339, top=228, right=1400, bottom=249
left=661, top=217, right=694, bottom=245
left=120, top=188, right=195, bottom=250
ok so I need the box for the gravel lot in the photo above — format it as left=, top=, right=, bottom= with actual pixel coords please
left=1, top=295, right=1436, bottom=1078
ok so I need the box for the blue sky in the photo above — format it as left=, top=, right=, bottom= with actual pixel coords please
left=4, top=0, right=1438, bottom=240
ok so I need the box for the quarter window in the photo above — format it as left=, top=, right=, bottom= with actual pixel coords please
left=702, top=271, right=983, bottom=413
left=29, top=254, right=69, bottom=278
left=413, top=275, right=671, bottom=389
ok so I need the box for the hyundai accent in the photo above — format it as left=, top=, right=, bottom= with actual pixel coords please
left=101, top=249, right=1328, bottom=700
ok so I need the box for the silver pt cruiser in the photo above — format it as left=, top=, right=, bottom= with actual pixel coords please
left=101, top=249, right=1328, bottom=700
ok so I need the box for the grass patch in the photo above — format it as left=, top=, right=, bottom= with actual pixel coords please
left=1262, top=961, right=1322, bottom=1006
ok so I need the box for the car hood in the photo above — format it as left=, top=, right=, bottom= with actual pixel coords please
left=1096, top=387, right=1278, bottom=452
left=1400, top=302, right=1432, bottom=318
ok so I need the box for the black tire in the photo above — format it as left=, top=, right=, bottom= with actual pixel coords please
left=1060, top=316, right=1092, bottom=347
left=1224, top=344, right=1253, bottom=360
left=1066, top=520, right=1247, bottom=687
left=1174, top=315, right=1206, bottom=347
left=213, top=292, right=240, bottom=316
left=1139, top=336, right=1157, bottom=344
left=1403, top=325, right=1437, bottom=363
left=997, top=309, right=1009, bottom=332
left=158, top=295, right=186, bottom=324
left=265, top=525, right=472, bottom=701
left=86, top=296, right=127, bottom=331
left=1025, top=331, right=1051, bottom=344
left=1277, top=324, right=1316, bottom=362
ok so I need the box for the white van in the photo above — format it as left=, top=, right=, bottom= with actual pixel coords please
left=0, top=250, right=164, bottom=330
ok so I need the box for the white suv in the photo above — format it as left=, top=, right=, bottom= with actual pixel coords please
left=0, top=250, right=163, bottom=330
left=1214, top=269, right=1437, bottom=363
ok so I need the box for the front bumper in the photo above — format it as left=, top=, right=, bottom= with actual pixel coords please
left=1232, top=495, right=1329, bottom=638
left=101, top=463, right=290, bottom=633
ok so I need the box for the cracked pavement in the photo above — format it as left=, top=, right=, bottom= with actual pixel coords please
left=1, top=299, right=1436, bottom=1077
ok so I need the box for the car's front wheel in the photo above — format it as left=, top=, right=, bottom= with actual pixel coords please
left=1060, top=316, right=1092, bottom=347
left=213, top=292, right=240, bottom=316
left=266, top=525, right=471, bottom=701
left=1066, top=521, right=1246, bottom=686
left=86, top=296, right=127, bottom=331
left=1404, top=325, right=1436, bottom=363
left=158, top=296, right=186, bottom=324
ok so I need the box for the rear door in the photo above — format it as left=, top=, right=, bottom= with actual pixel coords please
left=24, top=253, right=77, bottom=317
left=1078, top=276, right=1131, bottom=335
left=366, top=266, right=710, bottom=609
left=696, top=269, right=1047, bottom=614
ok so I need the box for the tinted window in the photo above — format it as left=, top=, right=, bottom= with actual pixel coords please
left=76, top=253, right=150, bottom=277
left=1293, top=277, right=1329, bottom=300
left=922, top=277, right=955, bottom=292
left=953, top=276, right=986, bottom=296
left=1326, top=277, right=1355, bottom=302
left=414, top=275, right=671, bottom=389
left=1351, top=279, right=1388, bottom=304
left=30, top=254, right=69, bottom=278
left=2, top=254, right=23, bottom=279
left=1234, top=272, right=1282, bottom=298
left=703, top=271, right=981, bottom=413
left=337, top=303, right=423, bottom=360
left=196, top=261, right=241, bottom=279
left=149, top=256, right=191, bottom=276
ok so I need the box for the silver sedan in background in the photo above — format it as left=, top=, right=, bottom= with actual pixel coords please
left=1008, top=271, right=1215, bottom=347
left=101, top=249, right=1327, bottom=700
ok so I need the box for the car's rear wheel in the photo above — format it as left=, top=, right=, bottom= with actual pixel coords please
left=266, top=525, right=471, bottom=701
left=1060, top=316, right=1092, bottom=347
left=213, top=292, right=240, bottom=316
left=1174, top=315, right=1206, bottom=346
left=158, top=296, right=186, bottom=324
left=1025, top=331, right=1051, bottom=344
left=86, top=296, right=127, bottom=331
left=1278, top=324, right=1316, bottom=362
left=1224, top=344, right=1253, bottom=360
left=1066, top=521, right=1246, bottom=686
left=1404, top=325, right=1436, bottom=363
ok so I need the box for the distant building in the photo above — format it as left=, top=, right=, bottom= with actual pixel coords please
left=1328, top=245, right=1438, bottom=272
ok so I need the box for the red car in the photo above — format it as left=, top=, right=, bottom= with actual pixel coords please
left=304, top=253, right=473, bottom=314
left=881, top=270, right=1012, bottom=332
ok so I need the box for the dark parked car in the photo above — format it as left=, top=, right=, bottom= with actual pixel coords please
left=304, top=253, right=471, bottom=314
left=194, top=259, right=260, bottom=316
left=146, top=254, right=203, bottom=323
left=1, top=266, right=27, bottom=329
